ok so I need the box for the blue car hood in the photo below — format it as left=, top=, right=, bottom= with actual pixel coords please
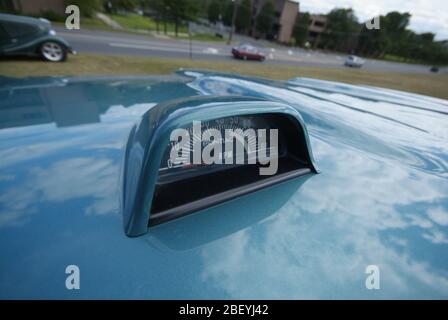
left=0, top=70, right=447, bottom=299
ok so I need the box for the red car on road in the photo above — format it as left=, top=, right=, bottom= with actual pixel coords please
left=231, top=44, right=265, bottom=61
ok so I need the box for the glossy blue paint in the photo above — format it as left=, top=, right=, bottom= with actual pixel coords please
left=0, top=71, right=447, bottom=299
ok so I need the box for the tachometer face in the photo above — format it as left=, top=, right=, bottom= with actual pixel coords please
left=157, top=115, right=284, bottom=181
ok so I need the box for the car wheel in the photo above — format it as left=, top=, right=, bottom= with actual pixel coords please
left=40, top=41, right=67, bottom=62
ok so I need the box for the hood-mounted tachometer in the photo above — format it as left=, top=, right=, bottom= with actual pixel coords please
left=121, top=96, right=319, bottom=237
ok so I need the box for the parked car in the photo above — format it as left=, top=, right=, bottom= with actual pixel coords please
left=232, top=43, right=265, bottom=61
left=430, top=66, right=439, bottom=73
left=344, top=55, right=364, bottom=68
left=1, top=71, right=447, bottom=299
left=0, top=13, right=76, bottom=62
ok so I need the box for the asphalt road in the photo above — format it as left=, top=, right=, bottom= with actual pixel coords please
left=56, top=27, right=434, bottom=74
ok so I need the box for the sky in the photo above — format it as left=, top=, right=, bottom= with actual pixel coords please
left=296, top=0, right=448, bottom=40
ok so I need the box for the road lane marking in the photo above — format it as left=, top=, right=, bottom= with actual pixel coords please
left=109, top=42, right=224, bottom=56
left=202, top=48, right=219, bottom=54
left=59, top=31, right=227, bottom=50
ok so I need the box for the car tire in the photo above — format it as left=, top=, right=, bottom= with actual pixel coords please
left=39, top=41, right=67, bottom=62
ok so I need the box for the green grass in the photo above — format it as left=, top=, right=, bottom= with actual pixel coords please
left=108, top=14, right=224, bottom=41
left=190, top=33, right=226, bottom=42
left=1, top=54, right=447, bottom=99
left=53, top=18, right=109, bottom=31
left=79, top=17, right=110, bottom=29
left=53, top=14, right=190, bottom=37
left=109, top=14, right=188, bottom=34
left=109, top=13, right=156, bottom=30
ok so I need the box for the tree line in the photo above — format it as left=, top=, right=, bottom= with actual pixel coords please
left=293, top=8, right=448, bottom=65
left=104, top=0, right=278, bottom=39
left=208, top=0, right=275, bottom=37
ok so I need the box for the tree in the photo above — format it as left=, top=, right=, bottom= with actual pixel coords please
left=208, top=0, right=221, bottom=24
left=235, top=0, right=251, bottom=33
left=358, top=23, right=388, bottom=57
left=356, top=11, right=448, bottom=65
left=108, top=0, right=137, bottom=11
left=255, top=0, right=274, bottom=37
left=358, top=12, right=411, bottom=58
left=164, top=0, right=199, bottom=36
left=320, top=8, right=361, bottom=52
left=293, top=12, right=310, bottom=47
left=64, top=0, right=103, bottom=17
left=147, top=0, right=169, bottom=33
left=382, top=11, right=411, bottom=56
left=223, top=0, right=235, bottom=26
left=148, top=0, right=199, bottom=36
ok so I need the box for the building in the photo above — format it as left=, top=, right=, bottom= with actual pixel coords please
left=307, top=14, right=327, bottom=48
left=276, top=0, right=299, bottom=43
left=2, top=0, right=66, bottom=15
left=251, top=0, right=299, bottom=43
